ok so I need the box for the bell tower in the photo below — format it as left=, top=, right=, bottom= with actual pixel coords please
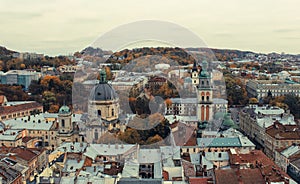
left=197, top=60, right=213, bottom=122
left=191, top=60, right=199, bottom=85
left=58, top=105, right=73, bottom=133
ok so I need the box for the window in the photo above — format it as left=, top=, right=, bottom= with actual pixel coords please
left=112, top=109, right=114, bottom=116
left=207, top=96, right=209, bottom=101
left=62, top=119, right=65, bottom=127
left=98, top=110, right=101, bottom=116
left=202, top=96, right=204, bottom=101
left=94, top=129, right=98, bottom=140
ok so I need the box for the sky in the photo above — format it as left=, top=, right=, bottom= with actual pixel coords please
left=0, top=0, right=299, bottom=56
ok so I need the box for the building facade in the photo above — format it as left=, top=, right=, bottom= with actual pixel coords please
left=246, top=79, right=300, bottom=99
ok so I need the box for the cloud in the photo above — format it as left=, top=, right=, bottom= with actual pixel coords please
left=280, top=36, right=300, bottom=40
left=0, top=11, right=43, bottom=19
left=273, top=28, right=297, bottom=33
left=213, top=32, right=234, bottom=37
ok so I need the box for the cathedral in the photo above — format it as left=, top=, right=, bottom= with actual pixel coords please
left=86, top=69, right=122, bottom=143
left=191, top=60, right=213, bottom=122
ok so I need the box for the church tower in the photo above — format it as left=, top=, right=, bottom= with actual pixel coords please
left=58, top=105, right=73, bottom=133
left=196, top=60, right=213, bottom=122
left=191, top=60, right=199, bottom=85
left=56, top=105, right=82, bottom=145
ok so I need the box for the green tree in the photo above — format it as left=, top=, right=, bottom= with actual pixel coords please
left=42, top=91, right=56, bottom=111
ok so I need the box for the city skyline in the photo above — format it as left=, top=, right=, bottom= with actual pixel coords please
left=0, top=0, right=300, bottom=56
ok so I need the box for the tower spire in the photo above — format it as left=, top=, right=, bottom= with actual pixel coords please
left=192, top=60, right=198, bottom=72
left=99, top=68, right=107, bottom=84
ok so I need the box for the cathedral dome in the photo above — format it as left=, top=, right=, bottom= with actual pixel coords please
left=89, top=69, right=118, bottom=101
left=90, top=83, right=118, bottom=101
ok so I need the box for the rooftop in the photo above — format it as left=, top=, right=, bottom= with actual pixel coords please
left=0, top=101, right=42, bottom=115
left=3, top=113, right=54, bottom=131
left=84, top=144, right=136, bottom=160
left=280, top=144, right=300, bottom=158
left=229, top=150, right=291, bottom=183
left=215, top=168, right=265, bottom=184
left=197, top=137, right=241, bottom=147
left=266, top=121, right=300, bottom=140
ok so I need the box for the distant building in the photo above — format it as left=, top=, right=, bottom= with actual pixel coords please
left=112, top=75, right=147, bottom=92
left=18, top=52, right=44, bottom=60
left=246, top=79, right=300, bottom=99
left=58, top=65, right=77, bottom=73
left=0, top=70, right=41, bottom=90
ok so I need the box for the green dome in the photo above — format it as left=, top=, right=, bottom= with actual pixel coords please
left=59, top=105, right=70, bottom=114
left=222, top=113, right=235, bottom=127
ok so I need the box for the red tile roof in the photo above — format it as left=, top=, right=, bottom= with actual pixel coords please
left=266, top=121, right=300, bottom=140
left=215, top=168, right=265, bottom=184
left=229, top=150, right=290, bottom=183
left=0, top=102, right=42, bottom=115
left=0, top=147, right=43, bottom=163
left=189, top=177, right=213, bottom=184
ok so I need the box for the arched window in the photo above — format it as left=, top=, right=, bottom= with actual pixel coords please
left=61, top=119, right=65, bottom=127
left=202, top=96, right=204, bottom=101
left=112, top=108, right=114, bottom=116
left=98, top=110, right=101, bottom=116
left=206, top=92, right=210, bottom=101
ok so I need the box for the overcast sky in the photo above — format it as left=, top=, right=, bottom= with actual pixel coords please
left=0, top=0, right=299, bottom=56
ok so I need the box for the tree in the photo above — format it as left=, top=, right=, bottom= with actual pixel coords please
left=42, top=91, right=56, bottom=111
left=49, top=104, right=60, bottom=113
left=146, top=134, right=163, bottom=144
left=20, top=63, right=26, bottom=69
left=284, top=94, right=300, bottom=119
left=165, top=98, right=172, bottom=108
left=249, top=98, right=258, bottom=104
